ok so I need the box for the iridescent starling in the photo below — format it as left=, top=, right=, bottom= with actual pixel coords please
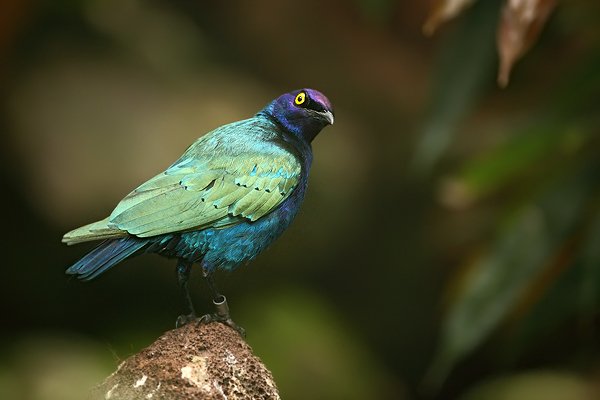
left=63, top=89, right=334, bottom=334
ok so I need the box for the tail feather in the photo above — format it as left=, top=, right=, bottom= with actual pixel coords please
left=66, top=238, right=147, bottom=281
left=62, top=218, right=127, bottom=245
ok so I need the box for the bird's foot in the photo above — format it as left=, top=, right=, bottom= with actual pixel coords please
left=199, top=313, right=246, bottom=337
left=175, top=313, right=197, bottom=328
left=197, top=296, right=246, bottom=337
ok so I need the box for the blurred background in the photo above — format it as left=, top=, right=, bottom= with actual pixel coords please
left=1, top=0, right=600, bottom=399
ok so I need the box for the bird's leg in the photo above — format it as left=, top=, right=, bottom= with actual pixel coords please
left=198, top=270, right=246, bottom=337
left=175, top=259, right=197, bottom=328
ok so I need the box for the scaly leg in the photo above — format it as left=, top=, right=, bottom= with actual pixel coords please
left=199, top=270, right=246, bottom=337
left=175, top=259, right=197, bottom=327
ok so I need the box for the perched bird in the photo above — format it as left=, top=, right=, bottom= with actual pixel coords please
left=63, top=89, right=334, bottom=334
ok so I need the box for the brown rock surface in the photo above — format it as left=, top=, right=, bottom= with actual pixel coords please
left=90, top=322, right=280, bottom=400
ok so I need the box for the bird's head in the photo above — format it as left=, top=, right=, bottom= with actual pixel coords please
left=262, top=89, right=334, bottom=143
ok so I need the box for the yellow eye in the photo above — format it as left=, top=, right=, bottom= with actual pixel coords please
left=294, top=92, right=306, bottom=105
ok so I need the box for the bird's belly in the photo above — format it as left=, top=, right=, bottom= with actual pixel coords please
left=203, top=221, right=288, bottom=271
left=155, top=198, right=301, bottom=272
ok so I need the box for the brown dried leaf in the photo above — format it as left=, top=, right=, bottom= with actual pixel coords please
left=423, top=0, right=478, bottom=36
left=497, top=0, right=557, bottom=87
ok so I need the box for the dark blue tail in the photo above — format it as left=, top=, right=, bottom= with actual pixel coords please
left=66, top=238, right=147, bottom=281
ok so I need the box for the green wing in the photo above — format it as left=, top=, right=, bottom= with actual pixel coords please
left=63, top=119, right=301, bottom=244
left=108, top=150, right=300, bottom=237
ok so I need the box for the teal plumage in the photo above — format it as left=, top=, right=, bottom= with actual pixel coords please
left=63, top=89, right=334, bottom=329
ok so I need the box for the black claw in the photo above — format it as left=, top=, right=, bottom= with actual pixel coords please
left=197, top=313, right=246, bottom=337
left=173, top=268, right=245, bottom=336
left=175, top=313, right=197, bottom=328
left=196, top=295, right=246, bottom=337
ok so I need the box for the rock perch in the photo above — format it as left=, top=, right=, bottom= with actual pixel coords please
left=90, top=322, right=280, bottom=400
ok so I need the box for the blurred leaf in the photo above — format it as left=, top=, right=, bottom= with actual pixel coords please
left=578, top=206, right=600, bottom=315
left=460, top=371, right=591, bottom=400
left=441, top=48, right=600, bottom=208
left=442, top=127, right=587, bottom=207
left=413, top=0, right=501, bottom=174
left=426, top=170, right=589, bottom=389
left=353, top=0, right=395, bottom=23
left=505, top=218, right=598, bottom=364
left=497, top=0, right=557, bottom=87
left=423, top=0, right=478, bottom=35
left=500, top=182, right=599, bottom=360
left=506, top=242, right=583, bottom=362
left=550, top=51, right=600, bottom=119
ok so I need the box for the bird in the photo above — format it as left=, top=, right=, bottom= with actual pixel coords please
left=63, top=88, right=334, bottom=335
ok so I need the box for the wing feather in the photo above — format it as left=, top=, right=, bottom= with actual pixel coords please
left=231, top=188, right=267, bottom=217
left=62, top=218, right=126, bottom=244
left=240, top=190, right=274, bottom=220
left=213, top=186, right=246, bottom=209
left=251, top=191, right=286, bottom=221
left=64, top=117, right=303, bottom=243
left=107, top=119, right=302, bottom=237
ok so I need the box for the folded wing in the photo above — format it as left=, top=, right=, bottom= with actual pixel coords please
left=63, top=123, right=301, bottom=244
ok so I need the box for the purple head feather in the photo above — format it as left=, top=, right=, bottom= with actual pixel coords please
left=261, top=89, right=334, bottom=143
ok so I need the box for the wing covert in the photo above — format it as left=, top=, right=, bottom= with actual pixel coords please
left=107, top=141, right=301, bottom=238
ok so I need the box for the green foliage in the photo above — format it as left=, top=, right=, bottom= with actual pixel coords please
left=429, top=167, right=592, bottom=386
left=412, top=0, right=501, bottom=174
left=353, top=0, right=396, bottom=23
left=456, top=128, right=587, bottom=200
left=460, top=371, right=590, bottom=400
left=424, top=2, right=600, bottom=390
